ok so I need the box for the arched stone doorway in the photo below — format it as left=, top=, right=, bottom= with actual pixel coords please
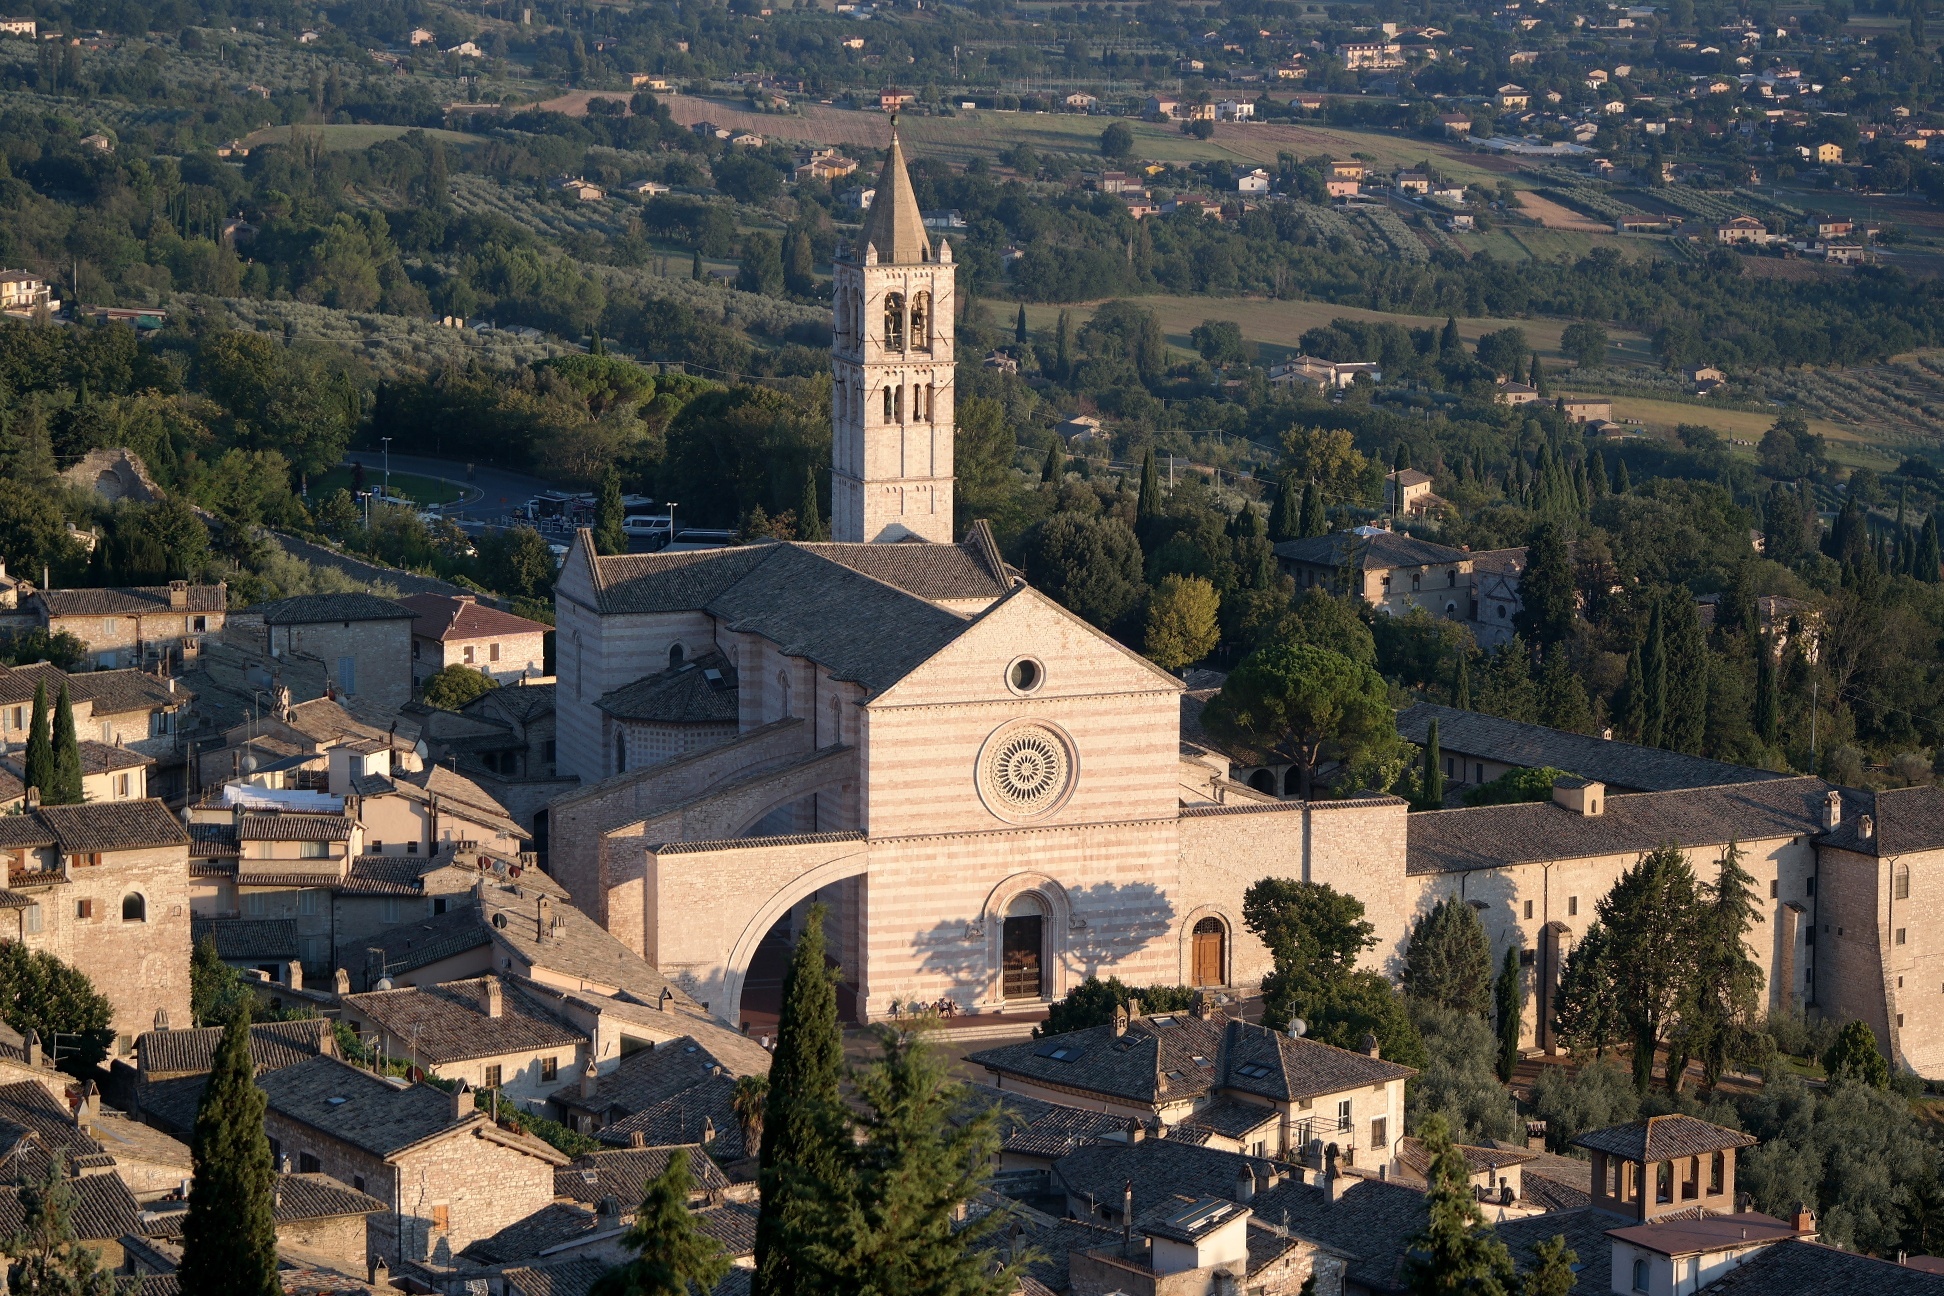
left=1192, top=917, right=1226, bottom=987
left=1002, top=893, right=1047, bottom=1001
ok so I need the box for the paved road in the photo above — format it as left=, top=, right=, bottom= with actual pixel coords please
left=343, top=450, right=555, bottom=525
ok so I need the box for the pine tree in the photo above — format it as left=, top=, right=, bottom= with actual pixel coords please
left=1513, top=522, right=1575, bottom=650
left=1404, top=1114, right=1515, bottom=1296
left=1613, top=457, right=1632, bottom=494
left=1420, top=719, right=1444, bottom=810
left=1041, top=438, right=1064, bottom=483
left=1402, top=895, right=1491, bottom=1015
left=1495, top=943, right=1523, bottom=1083
left=595, top=467, right=627, bottom=557
left=0, top=1151, right=113, bottom=1296
left=1520, top=1236, right=1579, bottom=1296
left=1014, top=303, right=1028, bottom=346
left=1754, top=636, right=1780, bottom=745
left=754, top=905, right=845, bottom=1296
left=22, top=680, right=52, bottom=802
left=1536, top=648, right=1593, bottom=734
left=1640, top=602, right=1667, bottom=749
left=179, top=1008, right=279, bottom=1296
left=1588, top=451, right=1609, bottom=498
left=795, top=467, right=828, bottom=542
left=1136, top=449, right=1162, bottom=523
left=592, top=1148, right=732, bottom=1296
left=1682, top=842, right=1766, bottom=1093
left=1300, top=479, right=1326, bottom=538
left=49, top=684, right=81, bottom=807
left=796, top=1029, right=1019, bottom=1295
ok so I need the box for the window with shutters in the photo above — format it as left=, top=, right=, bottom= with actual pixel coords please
left=75, top=899, right=93, bottom=920
left=299, top=1153, right=320, bottom=1173
left=541, top=1057, right=559, bottom=1082
left=483, top=1065, right=503, bottom=1088
left=431, top=1205, right=450, bottom=1232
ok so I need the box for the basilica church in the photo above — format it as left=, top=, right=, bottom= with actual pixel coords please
left=545, top=133, right=1935, bottom=1086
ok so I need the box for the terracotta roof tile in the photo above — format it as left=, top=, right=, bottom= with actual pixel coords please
left=34, top=800, right=186, bottom=853
left=191, top=916, right=298, bottom=961
left=36, top=585, right=225, bottom=617
left=0, top=1168, right=138, bottom=1241
left=250, top=593, right=416, bottom=624
left=1700, top=1239, right=1944, bottom=1294
left=554, top=1146, right=730, bottom=1205
left=135, top=1018, right=335, bottom=1080
left=1572, top=1114, right=1756, bottom=1163
left=396, top=594, right=550, bottom=643
left=1396, top=704, right=1776, bottom=794
left=341, top=976, right=585, bottom=1065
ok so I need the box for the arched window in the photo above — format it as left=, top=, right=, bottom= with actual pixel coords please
left=668, top=643, right=685, bottom=670
left=828, top=696, right=842, bottom=745
left=911, top=292, right=931, bottom=351
left=1282, top=767, right=1302, bottom=797
left=883, top=292, right=906, bottom=352
left=1896, top=862, right=1911, bottom=900
left=776, top=671, right=792, bottom=720
left=882, top=386, right=893, bottom=422
left=1249, top=769, right=1276, bottom=794
left=121, top=893, right=145, bottom=922
left=615, top=732, right=626, bottom=775
left=1632, top=1258, right=1650, bottom=1293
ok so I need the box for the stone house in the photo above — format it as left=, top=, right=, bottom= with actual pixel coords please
left=1381, top=469, right=1441, bottom=519
left=27, top=581, right=226, bottom=670
left=1274, top=528, right=1495, bottom=623
left=247, top=593, right=418, bottom=711
left=398, top=594, right=549, bottom=686
left=338, top=975, right=588, bottom=1107
left=138, top=1173, right=387, bottom=1271
left=408, top=681, right=570, bottom=832
left=1066, top=1193, right=1336, bottom=1296
left=1, top=740, right=151, bottom=806
left=0, top=662, right=186, bottom=771
left=971, top=1007, right=1413, bottom=1170
left=0, top=800, right=190, bottom=1053
left=196, top=693, right=419, bottom=793
left=123, top=1017, right=338, bottom=1136
left=555, top=1027, right=770, bottom=1153
left=258, top=1055, right=568, bottom=1268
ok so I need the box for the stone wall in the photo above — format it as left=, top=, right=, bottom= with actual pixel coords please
left=57, top=840, right=192, bottom=1047
left=275, top=618, right=413, bottom=712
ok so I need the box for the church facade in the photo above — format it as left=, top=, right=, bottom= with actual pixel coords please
left=547, top=134, right=1942, bottom=1082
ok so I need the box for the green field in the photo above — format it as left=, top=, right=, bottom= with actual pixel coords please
left=243, top=124, right=485, bottom=152
left=308, top=466, right=467, bottom=505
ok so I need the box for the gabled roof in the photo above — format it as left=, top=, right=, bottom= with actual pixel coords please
left=1250, top=1173, right=1431, bottom=1293
left=1216, top=1018, right=1416, bottom=1102
left=396, top=593, right=550, bottom=643
left=250, top=593, right=416, bottom=625
left=594, top=1073, right=749, bottom=1160
left=1822, top=784, right=1944, bottom=855
left=461, top=1202, right=613, bottom=1264
left=1273, top=529, right=1470, bottom=571
left=0, top=1080, right=113, bottom=1172
left=1407, top=776, right=1843, bottom=875
left=1573, top=1114, right=1756, bottom=1163
left=33, top=800, right=187, bottom=853
left=135, top=1017, right=336, bottom=1080
left=0, top=1166, right=138, bottom=1241
left=1698, top=1239, right=1944, bottom=1294
left=1052, top=1139, right=1260, bottom=1221
left=597, top=652, right=738, bottom=724
left=191, top=916, right=299, bottom=962
left=257, top=1055, right=502, bottom=1160
left=1396, top=704, right=1777, bottom=794
left=968, top=1011, right=1225, bottom=1107
left=342, top=906, right=493, bottom=983
left=858, top=126, right=932, bottom=264
left=35, top=584, right=225, bottom=617
left=554, top=1145, right=731, bottom=1205
left=141, top=1174, right=385, bottom=1235
left=342, top=976, right=586, bottom=1065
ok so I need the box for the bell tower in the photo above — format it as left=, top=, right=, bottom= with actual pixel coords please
left=830, top=124, right=955, bottom=544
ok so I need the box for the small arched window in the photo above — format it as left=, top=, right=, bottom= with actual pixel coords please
left=776, top=671, right=792, bottom=719
left=615, top=732, right=626, bottom=775
left=883, top=292, right=906, bottom=352
left=882, top=386, right=894, bottom=422
left=1632, top=1258, right=1650, bottom=1293
left=1895, top=862, right=1911, bottom=900
left=911, top=292, right=931, bottom=352
left=121, top=893, right=146, bottom=923
left=668, top=643, right=685, bottom=670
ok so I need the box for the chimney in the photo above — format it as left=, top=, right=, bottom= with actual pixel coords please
left=701, top=1116, right=717, bottom=1145
left=1823, top=789, right=1842, bottom=829
left=580, top=1057, right=600, bottom=1101
left=1525, top=1120, right=1547, bottom=1152
left=451, top=1078, right=471, bottom=1121
left=629, top=1129, right=646, bottom=1149
left=597, top=1193, right=622, bottom=1220
left=153, top=1007, right=171, bottom=1032
left=1859, top=814, right=1875, bottom=841
left=1363, top=1032, right=1381, bottom=1060
left=23, top=1030, right=39, bottom=1067
left=368, top=1257, right=389, bottom=1287
left=1122, top=1179, right=1134, bottom=1256
left=168, top=580, right=188, bottom=610
left=484, top=979, right=503, bottom=1018
left=537, top=894, right=552, bottom=934
left=25, top=787, right=38, bottom=809
left=1112, top=1004, right=1129, bottom=1037
left=1323, top=1145, right=1344, bottom=1205
left=1233, top=1165, right=1255, bottom=1204
left=277, top=1154, right=292, bottom=1174
left=1124, top=1117, right=1144, bottom=1145
left=1792, top=1203, right=1817, bottom=1234
left=75, top=1081, right=98, bottom=1130
left=1191, top=990, right=1211, bottom=1019
left=334, top=968, right=351, bottom=995
left=1129, top=997, right=1144, bottom=1019
left=286, top=961, right=303, bottom=992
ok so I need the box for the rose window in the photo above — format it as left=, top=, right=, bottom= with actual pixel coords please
left=981, top=724, right=1073, bottom=818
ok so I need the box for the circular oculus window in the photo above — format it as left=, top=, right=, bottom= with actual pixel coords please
left=977, top=721, right=1077, bottom=821
left=1006, top=656, right=1045, bottom=695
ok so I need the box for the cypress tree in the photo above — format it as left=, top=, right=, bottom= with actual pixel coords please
left=1041, top=437, right=1063, bottom=483
left=1404, top=1114, right=1515, bottom=1296
left=22, top=680, right=52, bottom=802
left=180, top=1008, right=279, bottom=1296
left=1299, top=479, right=1326, bottom=538
left=1268, top=474, right=1300, bottom=541
left=594, top=466, right=627, bottom=557
left=754, top=904, right=845, bottom=1296
left=1613, top=456, right=1632, bottom=494
left=599, top=1148, right=732, bottom=1296
left=1055, top=309, right=1072, bottom=379
left=1661, top=596, right=1708, bottom=755
left=1440, top=315, right=1460, bottom=354
left=691, top=249, right=703, bottom=280
left=1640, top=602, right=1667, bottom=749
left=1136, top=449, right=1162, bottom=522
left=1420, top=719, right=1444, bottom=810
left=1920, top=513, right=1943, bottom=582
left=1495, top=943, right=1523, bottom=1083
left=1617, top=646, right=1647, bottom=742
left=1394, top=442, right=1410, bottom=472
left=1587, top=451, right=1609, bottom=498
left=1754, top=636, right=1780, bottom=744
left=1454, top=651, right=1472, bottom=710
left=1014, top=303, right=1028, bottom=346
left=795, top=467, right=827, bottom=542
left=49, top=684, right=82, bottom=806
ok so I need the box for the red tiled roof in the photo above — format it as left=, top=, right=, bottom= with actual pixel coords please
left=397, top=594, right=550, bottom=644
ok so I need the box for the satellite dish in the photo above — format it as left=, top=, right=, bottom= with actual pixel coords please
left=374, top=976, right=394, bottom=991
left=241, top=751, right=259, bottom=773
left=414, top=739, right=430, bottom=761
left=1288, top=1019, right=1307, bottom=1039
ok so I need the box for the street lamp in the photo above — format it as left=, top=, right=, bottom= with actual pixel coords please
left=380, top=437, right=392, bottom=500
left=665, top=502, right=678, bottom=549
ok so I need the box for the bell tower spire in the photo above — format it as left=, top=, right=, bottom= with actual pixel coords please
left=829, top=121, right=956, bottom=544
